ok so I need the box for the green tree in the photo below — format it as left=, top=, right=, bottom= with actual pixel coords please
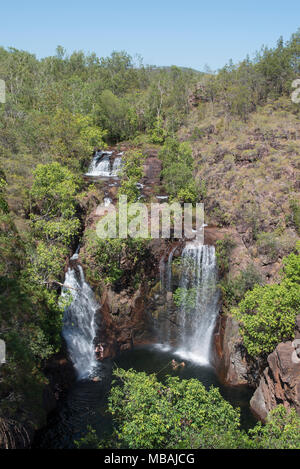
left=76, top=370, right=300, bottom=450
left=106, top=368, right=244, bottom=449
left=84, top=231, right=150, bottom=287
left=249, top=405, right=300, bottom=449
left=30, top=162, right=81, bottom=245
left=159, top=138, right=199, bottom=202
left=119, top=150, right=145, bottom=202
left=232, top=245, right=300, bottom=357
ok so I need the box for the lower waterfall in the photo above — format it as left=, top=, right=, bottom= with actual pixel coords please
left=175, top=243, right=220, bottom=365
left=61, top=262, right=98, bottom=379
left=158, top=243, right=220, bottom=365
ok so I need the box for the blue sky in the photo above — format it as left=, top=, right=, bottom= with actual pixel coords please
left=1, top=1, right=299, bottom=70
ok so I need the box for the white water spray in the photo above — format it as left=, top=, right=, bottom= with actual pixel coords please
left=62, top=262, right=99, bottom=379
left=157, top=243, right=219, bottom=366
left=175, top=243, right=219, bottom=365
left=86, top=151, right=123, bottom=177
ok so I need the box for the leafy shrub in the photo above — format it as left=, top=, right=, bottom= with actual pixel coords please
left=256, top=231, right=281, bottom=261
left=30, top=162, right=81, bottom=246
left=232, top=245, right=300, bottom=357
left=84, top=231, right=150, bottom=287
left=177, top=185, right=198, bottom=204
left=0, top=177, right=8, bottom=213
left=159, top=138, right=199, bottom=202
left=148, top=116, right=168, bottom=144
left=289, top=199, right=300, bottom=234
left=190, top=127, right=206, bottom=141
left=76, top=370, right=300, bottom=450
left=215, top=235, right=236, bottom=274
left=248, top=405, right=300, bottom=449
left=221, top=263, right=263, bottom=307
left=119, top=150, right=145, bottom=202
left=256, top=230, right=297, bottom=262
left=107, top=368, right=243, bottom=449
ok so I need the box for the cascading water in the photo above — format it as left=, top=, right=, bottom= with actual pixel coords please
left=103, top=196, right=112, bottom=207
left=86, top=151, right=123, bottom=177
left=174, top=243, right=219, bottom=365
left=157, top=243, right=219, bottom=365
left=110, top=156, right=123, bottom=176
left=61, top=258, right=99, bottom=379
left=86, top=151, right=112, bottom=177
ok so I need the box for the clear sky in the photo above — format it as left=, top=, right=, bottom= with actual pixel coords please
left=1, top=0, right=299, bottom=70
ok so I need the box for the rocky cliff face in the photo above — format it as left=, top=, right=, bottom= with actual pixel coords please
left=89, top=238, right=185, bottom=357
left=213, top=314, right=250, bottom=386
left=94, top=282, right=155, bottom=357
left=250, top=315, right=300, bottom=421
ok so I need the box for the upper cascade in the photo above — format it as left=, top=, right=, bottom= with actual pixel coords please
left=85, top=150, right=123, bottom=177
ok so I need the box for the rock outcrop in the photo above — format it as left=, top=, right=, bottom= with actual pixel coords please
left=250, top=317, right=300, bottom=421
left=213, top=314, right=249, bottom=386
left=94, top=283, right=155, bottom=358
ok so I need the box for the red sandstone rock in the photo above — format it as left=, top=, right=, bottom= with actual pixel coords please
left=250, top=334, right=300, bottom=421
left=213, top=314, right=249, bottom=386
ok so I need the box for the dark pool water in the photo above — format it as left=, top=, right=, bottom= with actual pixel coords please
left=33, top=345, right=256, bottom=448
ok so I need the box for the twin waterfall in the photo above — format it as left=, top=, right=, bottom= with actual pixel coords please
left=62, top=243, right=219, bottom=379
left=61, top=151, right=219, bottom=378
left=159, top=243, right=220, bottom=366
left=62, top=256, right=98, bottom=379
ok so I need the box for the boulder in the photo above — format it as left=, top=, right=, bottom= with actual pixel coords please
left=250, top=334, right=300, bottom=421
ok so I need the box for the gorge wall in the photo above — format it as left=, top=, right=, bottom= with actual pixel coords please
left=250, top=316, right=300, bottom=421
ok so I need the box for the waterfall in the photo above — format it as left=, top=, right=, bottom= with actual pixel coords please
left=86, top=151, right=111, bottom=177
left=85, top=151, right=123, bottom=177
left=159, top=256, right=166, bottom=293
left=104, top=197, right=112, bottom=207
left=174, top=243, right=219, bottom=365
left=159, top=246, right=176, bottom=294
left=62, top=262, right=99, bottom=379
left=111, top=156, right=123, bottom=176
left=157, top=243, right=219, bottom=365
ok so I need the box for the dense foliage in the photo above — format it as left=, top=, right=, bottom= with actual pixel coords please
left=0, top=175, right=65, bottom=446
left=30, top=162, right=81, bottom=246
left=232, top=244, right=300, bottom=357
left=159, top=138, right=199, bottom=203
left=75, top=368, right=300, bottom=449
left=220, top=263, right=264, bottom=307
left=215, top=236, right=236, bottom=274
left=83, top=230, right=151, bottom=289
left=119, top=150, right=146, bottom=202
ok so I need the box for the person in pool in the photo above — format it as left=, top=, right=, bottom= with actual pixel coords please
left=171, top=359, right=178, bottom=369
left=171, top=359, right=185, bottom=370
